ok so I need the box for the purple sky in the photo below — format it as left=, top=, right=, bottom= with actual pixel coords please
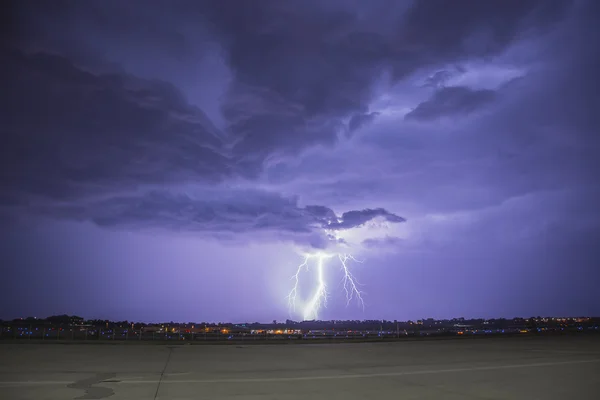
left=1, top=0, right=599, bottom=323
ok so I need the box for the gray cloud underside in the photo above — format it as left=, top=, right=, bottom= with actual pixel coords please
left=207, top=0, right=569, bottom=157
left=348, top=112, right=380, bottom=134
left=405, top=86, right=497, bottom=121
left=362, top=236, right=404, bottom=249
left=40, top=190, right=405, bottom=246
left=0, top=48, right=231, bottom=200
left=1, top=0, right=573, bottom=202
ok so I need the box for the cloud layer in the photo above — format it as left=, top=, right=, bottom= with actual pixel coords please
left=405, top=86, right=497, bottom=121
left=0, top=48, right=231, bottom=200
left=36, top=189, right=405, bottom=249
left=2, top=0, right=575, bottom=201
left=2, top=0, right=600, bottom=320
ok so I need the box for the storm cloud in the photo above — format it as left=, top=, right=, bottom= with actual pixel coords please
left=0, top=47, right=231, bottom=200
left=405, top=86, right=497, bottom=121
left=2, top=0, right=599, bottom=321
left=1, top=0, right=574, bottom=202
left=35, top=189, right=405, bottom=248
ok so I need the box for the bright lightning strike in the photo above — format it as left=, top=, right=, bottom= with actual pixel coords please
left=287, top=252, right=365, bottom=321
left=338, top=254, right=365, bottom=309
left=287, top=256, right=310, bottom=314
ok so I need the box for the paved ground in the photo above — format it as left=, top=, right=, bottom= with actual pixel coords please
left=1, top=336, right=599, bottom=399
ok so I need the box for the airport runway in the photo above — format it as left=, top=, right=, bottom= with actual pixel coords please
left=1, top=336, right=599, bottom=399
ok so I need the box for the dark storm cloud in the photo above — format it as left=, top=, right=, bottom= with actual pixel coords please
left=320, top=205, right=400, bottom=233
left=339, top=0, right=599, bottom=215
left=348, top=112, right=380, bottom=134
left=327, top=209, right=406, bottom=230
left=303, top=205, right=406, bottom=231
left=1, top=0, right=575, bottom=202
left=398, top=0, right=569, bottom=60
left=51, top=190, right=310, bottom=234
left=422, top=70, right=455, bottom=89
left=38, top=189, right=404, bottom=246
left=201, top=0, right=569, bottom=160
left=220, top=83, right=346, bottom=174
left=304, top=205, right=338, bottom=222
left=404, top=86, right=497, bottom=121
left=4, top=1, right=600, bottom=322
left=0, top=47, right=230, bottom=200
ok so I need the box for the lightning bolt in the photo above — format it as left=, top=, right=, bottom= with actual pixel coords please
left=287, top=255, right=309, bottom=314
left=302, top=254, right=328, bottom=321
left=339, top=254, right=365, bottom=309
left=287, top=252, right=365, bottom=320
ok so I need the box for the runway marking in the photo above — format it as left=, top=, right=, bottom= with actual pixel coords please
left=1, top=358, right=598, bottom=387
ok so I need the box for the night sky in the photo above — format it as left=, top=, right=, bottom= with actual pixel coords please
left=2, top=0, right=599, bottom=323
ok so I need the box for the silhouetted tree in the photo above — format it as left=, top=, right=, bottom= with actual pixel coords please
left=46, top=315, right=71, bottom=324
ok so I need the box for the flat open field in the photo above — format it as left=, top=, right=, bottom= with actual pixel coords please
left=1, top=335, right=599, bottom=399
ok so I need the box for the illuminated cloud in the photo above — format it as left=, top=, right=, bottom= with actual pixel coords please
left=35, top=188, right=405, bottom=249
left=1, top=0, right=571, bottom=203
left=2, top=0, right=599, bottom=321
left=404, top=86, right=497, bottom=121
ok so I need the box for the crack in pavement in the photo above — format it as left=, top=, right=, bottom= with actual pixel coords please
left=153, top=347, right=175, bottom=400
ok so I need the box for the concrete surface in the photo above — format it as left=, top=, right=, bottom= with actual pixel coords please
left=1, top=336, right=599, bottom=399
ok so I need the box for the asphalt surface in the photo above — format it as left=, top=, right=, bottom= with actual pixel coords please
left=1, top=335, right=599, bottom=399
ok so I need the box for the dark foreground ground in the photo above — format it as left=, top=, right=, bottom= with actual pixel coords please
left=1, top=335, right=599, bottom=399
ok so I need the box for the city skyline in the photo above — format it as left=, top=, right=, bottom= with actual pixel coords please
left=2, top=0, right=599, bottom=322
left=4, top=314, right=597, bottom=325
